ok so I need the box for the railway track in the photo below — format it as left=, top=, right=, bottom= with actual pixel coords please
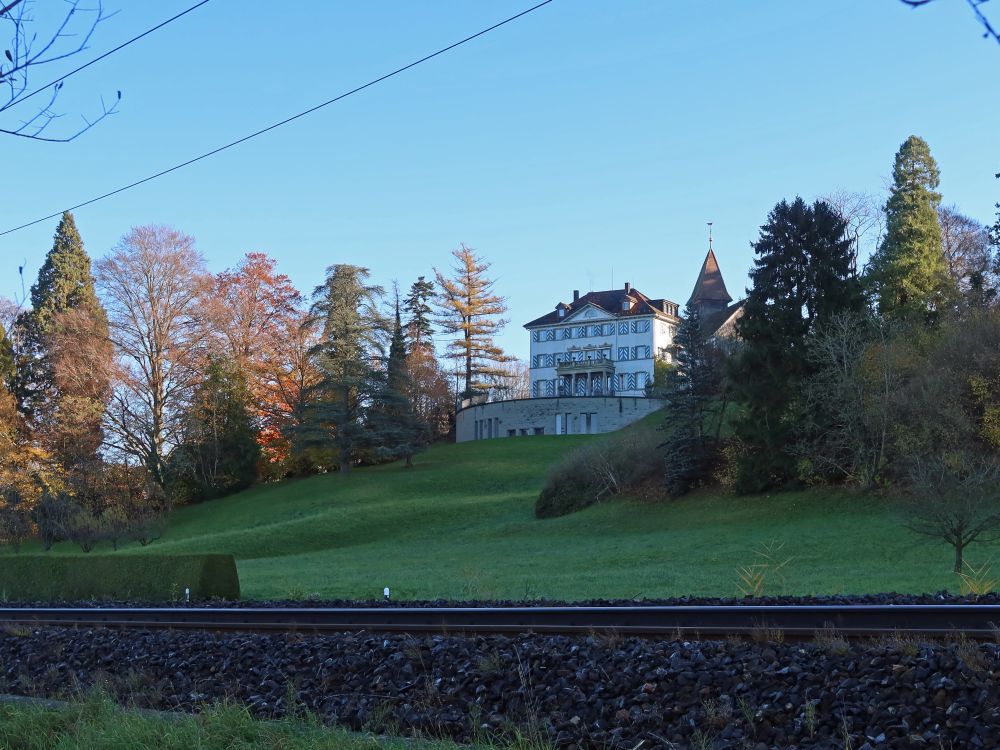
left=1, top=604, right=999, bottom=639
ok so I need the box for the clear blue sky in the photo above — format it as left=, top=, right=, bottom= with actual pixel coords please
left=2, top=0, right=998, bottom=358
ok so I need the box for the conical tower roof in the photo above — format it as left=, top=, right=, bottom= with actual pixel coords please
left=688, top=248, right=732, bottom=305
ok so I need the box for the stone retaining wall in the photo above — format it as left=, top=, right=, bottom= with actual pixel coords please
left=455, top=396, right=661, bottom=442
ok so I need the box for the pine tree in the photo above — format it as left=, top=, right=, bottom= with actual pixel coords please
left=300, top=265, right=387, bottom=474
left=729, top=198, right=864, bottom=493
left=168, top=358, right=260, bottom=502
left=434, top=244, right=512, bottom=398
left=404, top=276, right=436, bottom=351
left=14, top=212, right=111, bottom=470
left=370, top=297, right=426, bottom=467
left=866, top=136, right=954, bottom=320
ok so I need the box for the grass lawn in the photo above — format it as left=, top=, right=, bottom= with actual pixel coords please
left=4, top=426, right=992, bottom=600
left=0, top=693, right=471, bottom=750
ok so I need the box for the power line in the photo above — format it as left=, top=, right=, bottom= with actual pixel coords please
left=2, top=0, right=213, bottom=112
left=0, top=0, right=555, bottom=238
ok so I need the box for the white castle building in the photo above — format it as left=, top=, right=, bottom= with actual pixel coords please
left=455, top=247, right=742, bottom=441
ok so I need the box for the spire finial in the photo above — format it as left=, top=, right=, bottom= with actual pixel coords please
left=707, top=221, right=713, bottom=252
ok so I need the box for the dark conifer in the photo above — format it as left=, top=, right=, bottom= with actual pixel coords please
left=729, top=198, right=864, bottom=493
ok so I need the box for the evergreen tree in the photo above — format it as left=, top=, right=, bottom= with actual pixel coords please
left=866, top=136, right=954, bottom=320
left=370, top=297, right=426, bottom=468
left=434, top=244, right=512, bottom=398
left=404, top=276, right=436, bottom=351
left=168, top=358, right=260, bottom=502
left=660, top=301, right=725, bottom=496
left=300, top=265, right=387, bottom=474
left=729, top=198, right=865, bottom=493
left=14, top=212, right=111, bottom=470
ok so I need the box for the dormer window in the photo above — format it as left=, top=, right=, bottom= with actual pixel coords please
left=622, top=299, right=631, bottom=311
left=558, top=308, right=565, bottom=318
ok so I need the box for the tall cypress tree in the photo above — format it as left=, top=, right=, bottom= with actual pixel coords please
left=300, top=265, right=387, bottom=474
left=15, top=212, right=110, bottom=450
left=866, top=136, right=954, bottom=320
left=729, top=197, right=864, bottom=493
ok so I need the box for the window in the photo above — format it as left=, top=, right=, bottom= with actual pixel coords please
left=618, top=347, right=631, bottom=361
left=533, top=427, right=544, bottom=435
left=558, top=308, right=565, bottom=319
left=520, top=429, right=528, bottom=436
left=531, top=330, right=540, bottom=342
left=632, top=345, right=650, bottom=359
left=622, top=300, right=630, bottom=311
left=507, top=429, right=516, bottom=437
left=631, top=319, right=650, bottom=334
left=589, top=324, right=601, bottom=337
left=618, top=321, right=629, bottom=335
left=576, top=326, right=588, bottom=338
left=603, top=323, right=615, bottom=336
left=544, top=329, right=556, bottom=342
left=531, top=381, right=540, bottom=398
left=561, top=328, right=572, bottom=340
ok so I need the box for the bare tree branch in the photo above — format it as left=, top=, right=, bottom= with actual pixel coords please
left=899, top=0, right=1000, bottom=46
left=0, top=0, right=118, bottom=142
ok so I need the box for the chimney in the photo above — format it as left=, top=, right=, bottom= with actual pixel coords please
left=624, top=282, right=631, bottom=293
left=573, top=290, right=579, bottom=302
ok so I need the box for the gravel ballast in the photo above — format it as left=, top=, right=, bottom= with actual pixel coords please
left=1, top=625, right=997, bottom=749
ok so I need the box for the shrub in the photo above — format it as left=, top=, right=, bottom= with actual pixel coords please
left=0, top=554, right=240, bottom=601
left=535, top=428, right=661, bottom=519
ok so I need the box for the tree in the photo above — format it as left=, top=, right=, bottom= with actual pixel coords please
left=14, top=212, right=110, bottom=450
left=0, top=487, right=31, bottom=552
left=0, top=1, right=118, bottom=141
left=434, top=244, right=512, bottom=398
left=660, top=301, right=727, bottom=496
left=901, top=452, right=1000, bottom=573
left=795, top=312, right=897, bottom=488
left=729, top=198, right=865, bottom=493
left=866, top=136, right=954, bottom=320
left=369, top=298, right=425, bottom=468
left=207, top=253, right=308, bottom=472
left=404, top=276, right=436, bottom=351
left=168, top=358, right=260, bottom=502
left=938, top=206, right=993, bottom=293
left=821, top=190, right=885, bottom=272
left=481, top=358, right=531, bottom=401
left=405, top=342, right=453, bottom=441
left=96, top=225, right=210, bottom=488
left=300, top=265, right=386, bottom=474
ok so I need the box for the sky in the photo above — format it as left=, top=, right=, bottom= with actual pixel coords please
left=1, top=0, right=998, bottom=359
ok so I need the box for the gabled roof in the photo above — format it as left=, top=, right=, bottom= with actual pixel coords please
left=688, top=248, right=733, bottom=305
left=702, top=300, right=745, bottom=339
left=524, top=286, right=680, bottom=328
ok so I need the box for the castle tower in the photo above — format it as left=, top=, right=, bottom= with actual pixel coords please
left=687, top=243, right=733, bottom=320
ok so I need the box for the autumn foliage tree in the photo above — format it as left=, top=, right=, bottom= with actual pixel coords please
left=208, top=253, right=313, bottom=473
left=434, top=245, right=513, bottom=399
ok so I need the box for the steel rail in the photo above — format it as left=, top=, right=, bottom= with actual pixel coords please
left=1, top=605, right=999, bottom=639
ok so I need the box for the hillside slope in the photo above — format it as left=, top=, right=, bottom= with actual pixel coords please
left=100, top=433, right=990, bottom=600
left=4, top=420, right=989, bottom=600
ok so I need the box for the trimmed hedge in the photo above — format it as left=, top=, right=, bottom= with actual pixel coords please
left=0, top=554, right=240, bottom=601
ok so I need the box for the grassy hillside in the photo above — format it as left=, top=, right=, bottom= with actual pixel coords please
left=5, top=428, right=993, bottom=600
